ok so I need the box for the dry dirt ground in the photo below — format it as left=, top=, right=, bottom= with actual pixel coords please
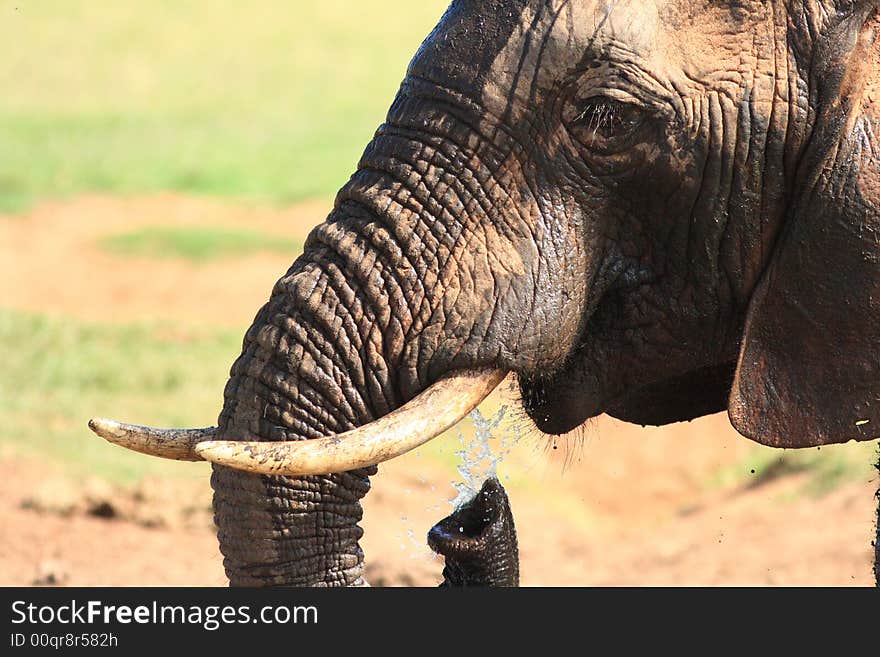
left=1, top=195, right=878, bottom=587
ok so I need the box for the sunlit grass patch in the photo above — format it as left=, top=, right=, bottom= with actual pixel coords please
left=0, top=1, right=449, bottom=212
left=100, top=226, right=302, bottom=262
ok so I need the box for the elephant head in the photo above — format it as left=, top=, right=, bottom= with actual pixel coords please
left=90, top=0, right=880, bottom=586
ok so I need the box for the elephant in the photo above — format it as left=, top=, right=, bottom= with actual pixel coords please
left=89, top=0, right=880, bottom=586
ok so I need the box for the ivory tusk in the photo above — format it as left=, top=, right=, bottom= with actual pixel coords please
left=194, top=368, right=508, bottom=476
left=88, top=418, right=215, bottom=461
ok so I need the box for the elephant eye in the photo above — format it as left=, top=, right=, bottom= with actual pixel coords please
left=565, top=96, right=646, bottom=150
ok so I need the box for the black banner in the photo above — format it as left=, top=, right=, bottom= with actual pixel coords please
left=1, top=587, right=875, bottom=651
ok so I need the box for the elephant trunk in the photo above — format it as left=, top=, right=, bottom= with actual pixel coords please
left=209, top=99, right=531, bottom=586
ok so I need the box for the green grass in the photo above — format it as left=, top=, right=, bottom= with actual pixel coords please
left=711, top=442, right=878, bottom=498
left=0, top=1, right=450, bottom=213
left=0, top=309, right=241, bottom=484
left=100, top=226, right=302, bottom=262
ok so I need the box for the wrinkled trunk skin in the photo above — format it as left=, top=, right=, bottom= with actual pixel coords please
left=211, top=98, right=536, bottom=586
left=428, top=478, right=520, bottom=587
left=210, top=180, right=409, bottom=584
left=212, top=468, right=372, bottom=586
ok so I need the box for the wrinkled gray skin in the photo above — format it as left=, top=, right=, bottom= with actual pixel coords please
left=212, top=0, right=880, bottom=586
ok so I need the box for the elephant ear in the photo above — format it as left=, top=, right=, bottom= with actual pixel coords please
left=728, top=5, right=880, bottom=447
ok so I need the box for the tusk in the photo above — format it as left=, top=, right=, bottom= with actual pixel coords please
left=88, top=418, right=215, bottom=461
left=194, top=368, right=508, bottom=476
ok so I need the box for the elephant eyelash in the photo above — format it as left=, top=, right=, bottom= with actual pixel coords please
left=574, top=101, right=618, bottom=140
left=567, top=97, right=646, bottom=147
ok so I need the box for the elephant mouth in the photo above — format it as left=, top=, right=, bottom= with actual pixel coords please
left=88, top=367, right=508, bottom=476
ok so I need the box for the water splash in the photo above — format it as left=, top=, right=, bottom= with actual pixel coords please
left=450, top=405, right=518, bottom=509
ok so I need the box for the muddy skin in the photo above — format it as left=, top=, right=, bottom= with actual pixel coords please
left=100, top=1, right=880, bottom=586
left=428, top=478, right=519, bottom=588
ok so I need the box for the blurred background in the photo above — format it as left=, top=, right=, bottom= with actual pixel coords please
left=0, top=1, right=876, bottom=586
